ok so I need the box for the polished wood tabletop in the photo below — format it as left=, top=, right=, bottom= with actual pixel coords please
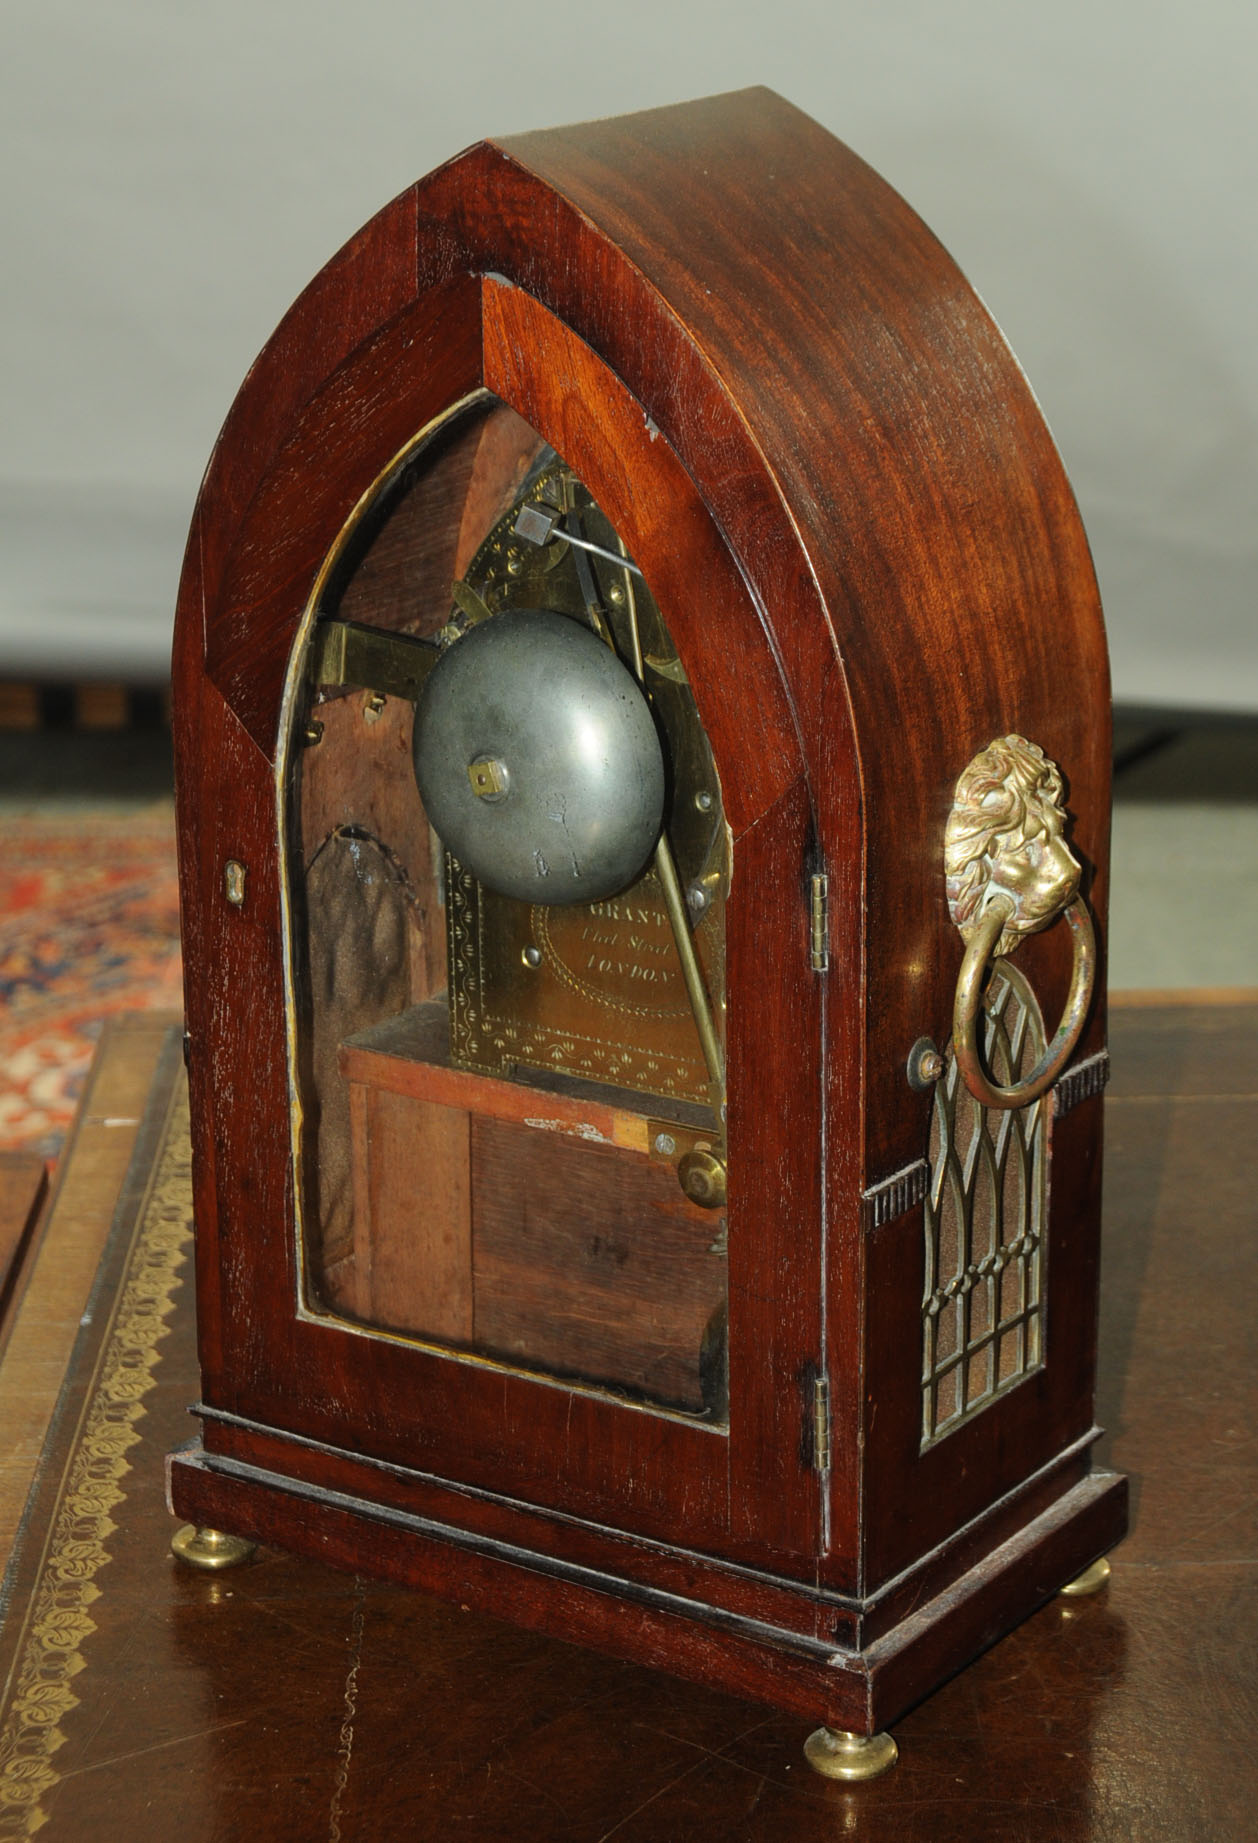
left=0, top=999, right=1254, bottom=1841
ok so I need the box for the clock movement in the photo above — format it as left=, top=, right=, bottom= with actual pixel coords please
left=167, top=88, right=1125, bottom=1776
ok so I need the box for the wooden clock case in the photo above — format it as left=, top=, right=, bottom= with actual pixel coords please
left=168, top=88, right=1126, bottom=1749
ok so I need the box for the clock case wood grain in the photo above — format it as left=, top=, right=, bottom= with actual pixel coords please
left=168, top=86, right=1125, bottom=1738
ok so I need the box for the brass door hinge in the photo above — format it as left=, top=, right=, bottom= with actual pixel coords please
left=809, top=872, right=829, bottom=972
left=812, top=1375, right=831, bottom=1474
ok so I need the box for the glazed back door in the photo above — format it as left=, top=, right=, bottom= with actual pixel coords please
left=291, top=398, right=730, bottom=1423
left=265, top=388, right=825, bottom=1569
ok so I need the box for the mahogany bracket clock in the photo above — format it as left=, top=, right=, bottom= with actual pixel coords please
left=167, top=88, right=1125, bottom=1777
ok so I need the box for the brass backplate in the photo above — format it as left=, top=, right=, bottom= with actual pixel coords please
left=449, top=862, right=723, bottom=1103
left=444, top=459, right=727, bottom=1107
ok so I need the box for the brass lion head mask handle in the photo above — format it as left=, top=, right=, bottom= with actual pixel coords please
left=945, top=735, right=1096, bottom=1110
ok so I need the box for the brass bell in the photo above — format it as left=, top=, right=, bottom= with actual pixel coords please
left=413, top=608, right=666, bottom=906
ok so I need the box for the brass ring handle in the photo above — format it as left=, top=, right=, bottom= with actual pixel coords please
left=953, top=893, right=1096, bottom=1111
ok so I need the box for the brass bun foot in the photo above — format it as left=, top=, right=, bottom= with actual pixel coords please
left=804, top=1726, right=898, bottom=1781
left=171, top=1523, right=257, bottom=1572
left=1060, top=1555, right=1112, bottom=1598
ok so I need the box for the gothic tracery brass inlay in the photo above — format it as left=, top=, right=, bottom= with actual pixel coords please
left=921, top=964, right=1047, bottom=1446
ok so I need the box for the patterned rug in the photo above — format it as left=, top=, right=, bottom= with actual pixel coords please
left=0, top=810, right=182, bottom=1157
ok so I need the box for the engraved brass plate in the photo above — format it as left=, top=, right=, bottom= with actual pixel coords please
left=449, top=863, right=724, bottom=1102
left=443, top=457, right=728, bottom=1106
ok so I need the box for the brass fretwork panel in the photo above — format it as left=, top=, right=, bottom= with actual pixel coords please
left=921, top=962, right=1048, bottom=1446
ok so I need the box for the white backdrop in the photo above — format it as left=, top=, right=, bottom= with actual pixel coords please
left=3, top=0, right=1255, bottom=707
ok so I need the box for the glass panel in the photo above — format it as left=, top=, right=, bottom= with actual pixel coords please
left=285, top=396, right=729, bottom=1422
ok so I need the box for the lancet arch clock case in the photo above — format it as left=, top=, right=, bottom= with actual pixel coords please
left=168, top=88, right=1125, bottom=1770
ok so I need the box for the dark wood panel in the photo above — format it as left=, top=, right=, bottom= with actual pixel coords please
left=353, top=1085, right=472, bottom=1340
left=300, top=826, right=415, bottom=1272
left=195, top=1406, right=848, bottom=1644
left=336, top=400, right=541, bottom=637
left=205, top=273, right=484, bottom=752
left=471, top=1114, right=725, bottom=1414
left=170, top=1450, right=1125, bottom=1739
left=295, top=689, right=446, bottom=1274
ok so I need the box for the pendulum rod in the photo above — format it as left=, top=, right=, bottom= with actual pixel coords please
left=566, top=512, right=726, bottom=1116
